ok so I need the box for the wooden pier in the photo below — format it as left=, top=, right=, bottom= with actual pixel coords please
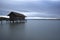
left=0, top=19, right=27, bottom=24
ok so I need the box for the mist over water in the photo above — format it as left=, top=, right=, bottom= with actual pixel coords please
left=0, top=20, right=60, bottom=40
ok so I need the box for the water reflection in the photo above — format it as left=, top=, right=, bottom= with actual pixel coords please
left=0, top=20, right=60, bottom=40
left=0, top=22, right=26, bottom=40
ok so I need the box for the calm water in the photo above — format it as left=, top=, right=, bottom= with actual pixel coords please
left=0, top=20, right=60, bottom=40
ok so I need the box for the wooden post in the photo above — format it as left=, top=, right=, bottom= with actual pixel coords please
left=1, top=20, right=2, bottom=24
left=13, top=21, right=14, bottom=23
left=10, top=20, right=11, bottom=23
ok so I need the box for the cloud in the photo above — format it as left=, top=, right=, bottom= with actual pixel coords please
left=0, top=0, right=60, bottom=18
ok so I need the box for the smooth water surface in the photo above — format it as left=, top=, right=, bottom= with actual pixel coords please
left=0, top=20, right=60, bottom=40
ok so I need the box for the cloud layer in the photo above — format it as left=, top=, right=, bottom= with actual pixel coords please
left=0, top=0, right=60, bottom=18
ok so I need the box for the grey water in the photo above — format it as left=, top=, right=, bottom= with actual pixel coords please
left=0, top=20, right=60, bottom=40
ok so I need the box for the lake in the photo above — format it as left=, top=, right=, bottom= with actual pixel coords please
left=0, top=20, right=60, bottom=40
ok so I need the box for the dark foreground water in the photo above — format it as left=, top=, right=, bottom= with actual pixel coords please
left=0, top=20, right=60, bottom=40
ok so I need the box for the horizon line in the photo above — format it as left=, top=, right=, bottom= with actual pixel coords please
left=0, top=16, right=60, bottom=19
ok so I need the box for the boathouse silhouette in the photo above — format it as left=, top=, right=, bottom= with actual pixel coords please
left=8, top=12, right=26, bottom=23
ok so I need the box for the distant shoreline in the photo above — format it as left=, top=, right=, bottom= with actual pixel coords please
left=26, top=19, right=60, bottom=20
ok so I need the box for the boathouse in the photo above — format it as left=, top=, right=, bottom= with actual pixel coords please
left=8, top=12, right=26, bottom=21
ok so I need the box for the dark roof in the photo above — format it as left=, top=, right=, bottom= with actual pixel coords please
left=8, top=12, right=26, bottom=17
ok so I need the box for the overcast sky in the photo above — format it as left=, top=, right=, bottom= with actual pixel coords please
left=0, top=0, right=60, bottom=18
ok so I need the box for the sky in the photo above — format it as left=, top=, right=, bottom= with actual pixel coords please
left=0, top=0, right=60, bottom=18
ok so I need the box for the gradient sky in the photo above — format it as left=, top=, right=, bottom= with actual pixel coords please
left=0, top=0, right=60, bottom=18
